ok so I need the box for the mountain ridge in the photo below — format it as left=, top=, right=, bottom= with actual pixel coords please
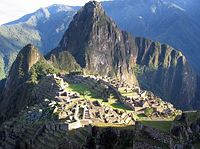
left=0, top=4, right=78, bottom=79
left=47, top=1, right=138, bottom=83
left=0, top=44, right=42, bottom=120
left=1, top=0, right=200, bottom=80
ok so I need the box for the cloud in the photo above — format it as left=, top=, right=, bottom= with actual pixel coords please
left=0, top=0, right=104, bottom=25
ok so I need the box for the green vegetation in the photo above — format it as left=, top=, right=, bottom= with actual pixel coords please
left=184, top=111, right=200, bottom=123
left=18, top=53, right=25, bottom=79
left=118, top=88, right=138, bottom=97
left=173, top=111, right=200, bottom=127
left=144, top=107, right=154, bottom=117
left=66, top=83, right=133, bottom=112
left=134, top=65, right=154, bottom=78
left=0, top=55, right=6, bottom=79
left=29, top=60, right=59, bottom=84
left=50, top=51, right=82, bottom=73
left=92, top=121, right=135, bottom=129
left=140, top=120, right=173, bottom=132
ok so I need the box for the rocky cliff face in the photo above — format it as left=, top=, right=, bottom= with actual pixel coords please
left=0, top=44, right=42, bottom=121
left=47, top=1, right=199, bottom=110
left=47, top=1, right=138, bottom=84
left=134, top=38, right=198, bottom=109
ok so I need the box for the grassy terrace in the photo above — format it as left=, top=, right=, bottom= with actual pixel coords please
left=140, top=120, right=173, bottom=132
left=118, top=87, right=139, bottom=97
left=92, top=121, right=135, bottom=130
left=66, top=83, right=133, bottom=112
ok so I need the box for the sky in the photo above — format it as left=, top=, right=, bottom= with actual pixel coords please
left=0, top=0, right=105, bottom=25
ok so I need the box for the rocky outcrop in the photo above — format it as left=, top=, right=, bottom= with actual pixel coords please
left=170, top=112, right=200, bottom=148
left=0, top=44, right=42, bottom=121
left=47, top=1, right=138, bottom=84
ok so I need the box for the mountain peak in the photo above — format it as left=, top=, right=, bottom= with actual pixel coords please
left=0, top=44, right=43, bottom=120
left=48, top=0, right=138, bottom=83
left=4, top=44, right=41, bottom=91
left=80, top=1, right=105, bottom=16
left=19, top=44, right=41, bottom=71
left=84, top=1, right=103, bottom=9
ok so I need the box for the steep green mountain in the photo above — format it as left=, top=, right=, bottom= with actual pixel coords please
left=0, top=44, right=57, bottom=122
left=47, top=1, right=199, bottom=110
left=47, top=50, right=81, bottom=73
left=0, top=5, right=78, bottom=79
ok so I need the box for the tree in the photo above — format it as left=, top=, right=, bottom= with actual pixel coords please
left=83, top=90, right=91, bottom=99
left=144, top=107, right=154, bottom=117
left=29, top=60, right=59, bottom=84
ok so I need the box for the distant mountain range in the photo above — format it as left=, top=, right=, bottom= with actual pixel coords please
left=0, top=5, right=78, bottom=78
left=0, top=0, right=200, bottom=80
left=103, top=0, right=200, bottom=73
left=0, top=0, right=200, bottom=78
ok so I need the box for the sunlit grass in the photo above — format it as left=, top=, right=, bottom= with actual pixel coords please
left=92, top=121, right=135, bottom=129
left=118, top=87, right=139, bottom=98
left=66, top=83, right=133, bottom=111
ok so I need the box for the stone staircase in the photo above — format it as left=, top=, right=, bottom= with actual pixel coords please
left=83, top=107, right=90, bottom=119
